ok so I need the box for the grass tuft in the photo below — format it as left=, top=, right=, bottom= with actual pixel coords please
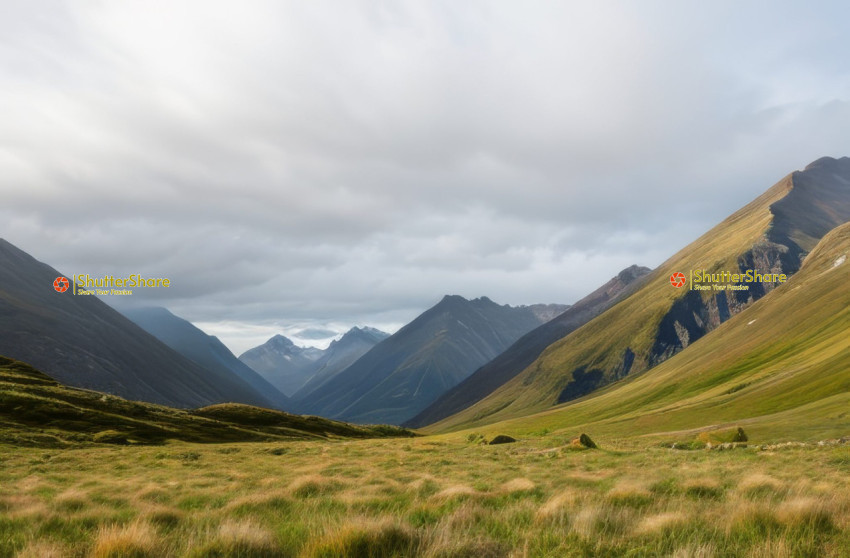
left=302, top=520, right=418, bottom=558
left=288, top=476, right=341, bottom=498
left=90, top=521, right=160, bottom=558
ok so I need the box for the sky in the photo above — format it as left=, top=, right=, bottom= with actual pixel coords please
left=2, top=1, right=849, bottom=354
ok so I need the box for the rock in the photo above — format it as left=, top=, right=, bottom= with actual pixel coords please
left=578, top=433, right=598, bottom=449
left=489, top=435, right=517, bottom=445
left=570, top=433, right=598, bottom=449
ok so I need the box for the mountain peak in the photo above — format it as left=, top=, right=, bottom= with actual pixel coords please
left=803, top=155, right=850, bottom=171
left=617, top=265, right=652, bottom=283
left=267, top=334, right=295, bottom=347
left=340, top=326, right=389, bottom=343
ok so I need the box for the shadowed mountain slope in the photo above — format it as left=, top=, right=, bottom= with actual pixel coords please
left=122, top=307, right=290, bottom=410
left=0, top=240, right=280, bottom=409
left=292, top=326, right=390, bottom=401
left=407, top=265, right=650, bottom=428
left=238, top=335, right=323, bottom=397
left=299, top=296, right=566, bottom=425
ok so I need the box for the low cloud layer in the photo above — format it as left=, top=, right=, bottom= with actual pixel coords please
left=2, top=1, right=848, bottom=354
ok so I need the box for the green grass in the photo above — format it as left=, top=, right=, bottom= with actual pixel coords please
left=0, top=356, right=414, bottom=447
left=425, top=222, right=850, bottom=446
left=1, top=437, right=848, bottom=557
left=432, top=175, right=796, bottom=429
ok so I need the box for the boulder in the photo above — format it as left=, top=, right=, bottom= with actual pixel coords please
left=570, top=433, right=598, bottom=449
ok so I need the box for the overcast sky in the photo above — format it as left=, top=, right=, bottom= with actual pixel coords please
left=2, top=1, right=848, bottom=354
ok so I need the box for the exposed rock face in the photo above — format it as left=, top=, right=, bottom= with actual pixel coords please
left=647, top=157, right=850, bottom=370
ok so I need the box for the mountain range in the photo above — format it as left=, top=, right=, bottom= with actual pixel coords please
left=449, top=217, right=850, bottom=443
left=3, top=155, right=849, bottom=444
left=406, top=264, right=650, bottom=427
left=428, top=155, right=850, bottom=432
left=238, top=327, right=390, bottom=399
left=238, top=335, right=324, bottom=397
left=296, top=296, right=568, bottom=424
left=292, top=326, right=391, bottom=400
left=0, top=239, right=282, bottom=410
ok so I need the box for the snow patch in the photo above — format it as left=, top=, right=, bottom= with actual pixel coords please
left=833, top=255, right=846, bottom=268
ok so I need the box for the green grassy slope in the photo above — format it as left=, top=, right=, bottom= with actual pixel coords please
left=434, top=221, right=850, bottom=443
left=433, top=157, right=850, bottom=431
left=430, top=174, right=793, bottom=430
left=0, top=356, right=412, bottom=447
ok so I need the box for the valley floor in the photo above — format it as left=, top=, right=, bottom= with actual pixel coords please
left=1, top=435, right=849, bottom=557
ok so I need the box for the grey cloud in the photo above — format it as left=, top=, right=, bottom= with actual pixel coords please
left=1, top=1, right=849, bottom=351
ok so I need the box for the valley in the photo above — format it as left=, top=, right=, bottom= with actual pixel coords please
left=2, top=157, right=850, bottom=556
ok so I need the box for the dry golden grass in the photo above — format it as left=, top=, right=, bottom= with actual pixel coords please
left=737, top=472, right=785, bottom=497
left=671, top=544, right=716, bottom=558
left=0, top=437, right=847, bottom=557
left=430, top=484, right=479, bottom=502
left=14, top=541, right=68, bottom=558
left=636, top=511, right=689, bottom=535
left=535, top=489, right=576, bottom=522
left=90, top=521, right=160, bottom=558
left=190, top=519, right=278, bottom=558
left=499, top=478, right=535, bottom=493
left=287, top=474, right=341, bottom=498
left=300, top=519, right=418, bottom=558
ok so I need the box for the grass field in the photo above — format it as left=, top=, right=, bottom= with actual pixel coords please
left=1, top=434, right=849, bottom=557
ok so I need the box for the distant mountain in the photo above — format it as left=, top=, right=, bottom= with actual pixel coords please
left=292, top=326, right=390, bottom=401
left=406, top=265, right=650, bottom=428
left=433, top=156, right=850, bottom=431
left=297, top=296, right=567, bottom=425
left=122, top=307, right=290, bottom=410
left=0, top=239, right=282, bottom=409
left=238, top=335, right=324, bottom=397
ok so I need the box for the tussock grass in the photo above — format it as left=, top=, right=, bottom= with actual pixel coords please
left=635, top=510, right=689, bottom=534
left=90, top=521, right=160, bottom=558
left=14, top=540, right=68, bottom=558
left=535, top=489, right=576, bottom=523
left=737, top=473, right=785, bottom=499
left=498, top=478, right=535, bottom=494
left=430, top=485, right=480, bottom=502
left=605, top=481, right=653, bottom=508
left=287, top=475, right=341, bottom=498
left=188, top=520, right=280, bottom=558
left=301, top=520, right=418, bottom=558
left=1, top=437, right=849, bottom=556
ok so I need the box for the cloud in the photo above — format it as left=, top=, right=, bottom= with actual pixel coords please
left=1, top=1, right=849, bottom=352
